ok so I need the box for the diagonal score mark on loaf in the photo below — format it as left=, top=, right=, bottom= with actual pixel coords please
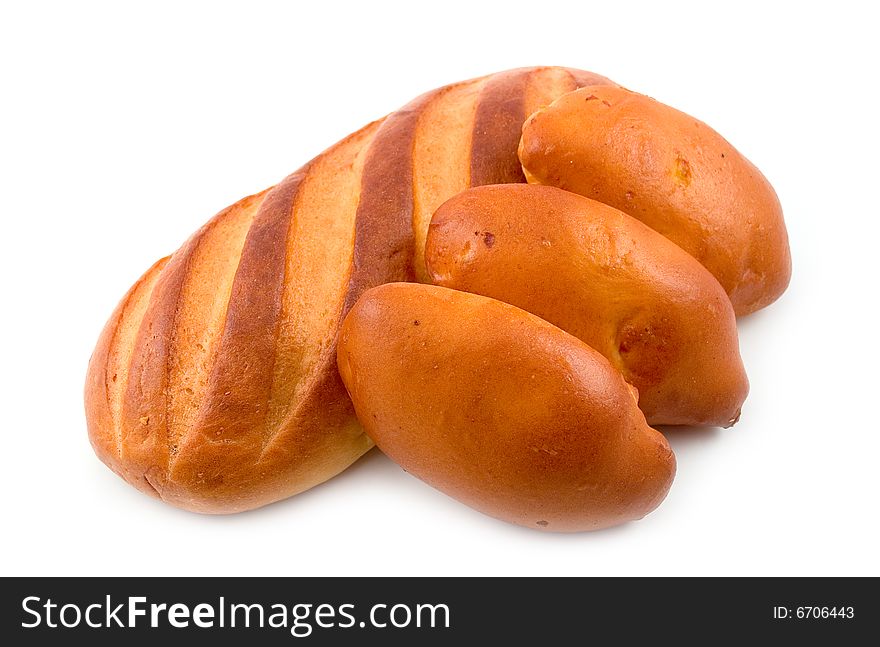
left=164, top=193, right=271, bottom=452
left=255, top=100, right=434, bottom=464
left=470, top=69, right=531, bottom=186
left=341, top=97, right=423, bottom=311
left=118, top=192, right=266, bottom=497
left=168, top=173, right=305, bottom=488
left=84, top=256, right=169, bottom=491
left=106, top=260, right=169, bottom=460
left=261, top=120, right=386, bottom=452
left=170, top=121, right=383, bottom=498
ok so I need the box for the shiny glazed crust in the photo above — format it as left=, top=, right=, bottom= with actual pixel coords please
left=519, top=85, right=792, bottom=315
left=337, top=283, right=676, bottom=532
left=426, top=184, right=749, bottom=427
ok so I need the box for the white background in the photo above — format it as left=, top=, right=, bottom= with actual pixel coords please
left=1, top=0, right=877, bottom=577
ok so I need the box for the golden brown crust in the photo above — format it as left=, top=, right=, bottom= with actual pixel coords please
left=85, top=67, right=619, bottom=513
left=342, top=94, right=425, bottom=309
left=337, top=283, right=675, bottom=532
left=470, top=69, right=530, bottom=185
left=519, top=85, right=791, bottom=316
left=166, top=176, right=304, bottom=509
left=85, top=256, right=170, bottom=490
left=565, top=68, right=613, bottom=89
left=426, top=184, right=748, bottom=427
left=86, top=121, right=382, bottom=513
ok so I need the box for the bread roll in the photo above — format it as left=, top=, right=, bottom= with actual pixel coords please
left=426, top=184, right=748, bottom=427
left=85, top=67, right=613, bottom=512
left=337, top=283, right=676, bottom=532
left=518, top=85, right=791, bottom=315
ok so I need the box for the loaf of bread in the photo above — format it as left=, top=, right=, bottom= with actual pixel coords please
left=519, top=85, right=791, bottom=315
left=337, top=283, right=676, bottom=531
left=84, top=67, right=614, bottom=513
left=426, top=184, right=748, bottom=427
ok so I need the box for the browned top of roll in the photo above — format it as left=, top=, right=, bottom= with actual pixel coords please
left=519, top=85, right=791, bottom=315
left=427, top=184, right=748, bottom=427
left=337, top=283, right=676, bottom=532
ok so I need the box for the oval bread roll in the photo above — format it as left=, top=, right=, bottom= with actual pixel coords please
left=85, top=67, right=613, bottom=512
left=426, top=184, right=748, bottom=427
left=336, top=283, right=676, bottom=532
left=518, top=85, right=791, bottom=315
